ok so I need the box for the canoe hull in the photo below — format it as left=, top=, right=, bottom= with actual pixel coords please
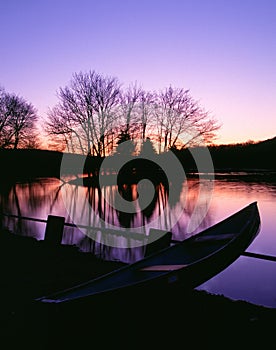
left=36, top=202, right=260, bottom=306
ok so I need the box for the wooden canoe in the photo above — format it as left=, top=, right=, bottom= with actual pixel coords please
left=36, top=201, right=260, bottom=304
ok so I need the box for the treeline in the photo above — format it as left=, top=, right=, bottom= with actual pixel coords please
left=173, top=137, right=276, bottom=172
left=208, top=137, right=276, bottom=171
left=0, top=148, right=106, bottom=182
left=1, top=137, right=275, bottom=183
left=0, top=149, right=63, bottom=181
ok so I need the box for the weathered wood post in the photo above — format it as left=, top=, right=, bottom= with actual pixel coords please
left=144, top=229, right=172, bottom=256
left=44, top=215, right=65, bottom=245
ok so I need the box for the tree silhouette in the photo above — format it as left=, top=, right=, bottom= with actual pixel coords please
left=139, top=137, right=157, bottom=157
left=115, top=130, right=135, bottom=156
left=0, top=88, right=38, bottom=149
left=154, top=86, right=220, bottom=152
left=119, top=82, right=142, bottom=140
left=47, top=70, right=121, bottom=156
left=46, top=71, right=220, bottom=155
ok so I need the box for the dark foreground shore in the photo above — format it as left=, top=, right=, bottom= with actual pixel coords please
left=0, top=229, right=276, bottom=349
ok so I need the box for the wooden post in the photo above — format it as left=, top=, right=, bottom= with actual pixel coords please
left=144, top=229, right=172, bottom=256
left=44, top=215, right=65, bottom=245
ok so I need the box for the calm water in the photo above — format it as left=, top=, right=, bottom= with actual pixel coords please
left=0, top=174, right=276, bottom=307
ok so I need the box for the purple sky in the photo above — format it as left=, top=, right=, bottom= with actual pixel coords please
left=1, top=0, right=275, bottom=145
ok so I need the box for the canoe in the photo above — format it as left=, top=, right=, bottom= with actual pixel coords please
left=36, top=201, right=260, bottom=304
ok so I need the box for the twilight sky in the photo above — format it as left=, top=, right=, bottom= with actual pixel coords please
left=0, top=0, right=275, bottom=145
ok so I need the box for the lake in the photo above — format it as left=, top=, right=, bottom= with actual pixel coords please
left=0, top=173, right=276, bottom=308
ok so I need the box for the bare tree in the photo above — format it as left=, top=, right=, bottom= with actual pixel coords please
left=119, top=82, right=142, bottom=140
left=47, top=71, right=121, bottom=156
left=0, top=89, right=38, bottom=149
left=46, top=105, right=87, bottom=153
left=154, top=86, right=219, bottom=152
left=0, top=87, right=10, bottom=146
left=118, top=87, right=156, bottom=154
left=138, top=90, right=156, bottom=142
left=90, top=72, right=121, bottom=156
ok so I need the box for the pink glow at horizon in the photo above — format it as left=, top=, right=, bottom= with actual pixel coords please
left=0, top=0, right=275, bottom=145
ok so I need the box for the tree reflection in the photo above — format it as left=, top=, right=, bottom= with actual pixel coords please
left=0, top=176, right=215, bottom=262
left=116, top=183, right=136, bottom=228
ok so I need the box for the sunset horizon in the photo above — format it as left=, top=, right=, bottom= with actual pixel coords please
left=1, top=0, right=275, bottom=148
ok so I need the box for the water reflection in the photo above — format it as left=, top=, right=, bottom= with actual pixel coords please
left=0, top=177, right=213, bottom=262
left=116, top=183, right=136, bottom=227
left=0, top=179, right=65, bottom=239
left=1, top=175, right=276, bottom=260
